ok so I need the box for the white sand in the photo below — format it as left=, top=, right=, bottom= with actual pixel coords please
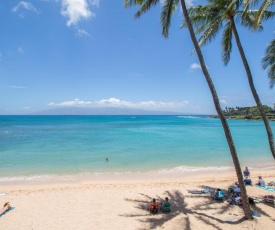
left=0, top=169, right=275, bottom=230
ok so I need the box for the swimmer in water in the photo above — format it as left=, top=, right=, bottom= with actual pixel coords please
left=105, top=157, right=109, bottom=162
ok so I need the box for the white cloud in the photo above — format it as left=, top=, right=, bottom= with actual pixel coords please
left=190, top=62, right=210, bottom=71
left=8, top=86, right=26, bottom=89
left=61, top=0, right=98, bottom=27
left=48, top=98, right=190, bottom=112
left=90, top=0, right=100, bottom=7
left=18, top=47, right=24, bottom=54
left=219, top=99, right=228, bottom=105
left=190, top=63, right=201, bottom=70
left=76, top=28, right=91, bottom=37
left=12, top=1, right=38, bottom=13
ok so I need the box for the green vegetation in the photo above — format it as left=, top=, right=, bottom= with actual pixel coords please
left=210, top=105, right=275, bottom=120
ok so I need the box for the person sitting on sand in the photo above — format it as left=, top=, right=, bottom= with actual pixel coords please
left=234, top=194, right=242, bottom=205
left=227, top=187, right=234, bottom=196
left=243, top=166, right=250, bottom=177
left=234, top=185, right=241, bottom=195
left=227, top=192, right=239, bottom=204
left=244, top=177, right=252, bottom=186
left=256, top=176, right=266, bottom=186
left=149, top=198, right=159, bottom=214
left=0, top=202, right=11, bottom=215
left=160, top=197, right=171, bottom=213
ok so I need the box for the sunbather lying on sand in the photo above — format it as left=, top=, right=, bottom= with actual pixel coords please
left=0, top=202, right=11, bottom=215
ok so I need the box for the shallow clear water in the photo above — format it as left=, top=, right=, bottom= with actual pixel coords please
left=0, top=115, right=274, bottom=180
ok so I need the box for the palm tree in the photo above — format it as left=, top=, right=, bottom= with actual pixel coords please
left=124, top=0, right=252, bottom=219
left=182, top=0, right=275, bottom=160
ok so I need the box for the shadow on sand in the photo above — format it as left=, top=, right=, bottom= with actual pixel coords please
left=120, top=185, right=271, bottom=229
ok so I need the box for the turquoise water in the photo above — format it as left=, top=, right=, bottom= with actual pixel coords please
left=0, top=115, right=274, bottom=181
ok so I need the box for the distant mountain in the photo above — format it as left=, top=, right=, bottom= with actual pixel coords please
left=30, top=107, right=184, bottom=115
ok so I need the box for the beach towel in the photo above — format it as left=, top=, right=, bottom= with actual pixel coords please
left=0, top=193, right=6, bottom=196
left=256, top=185, right=275, bottom=192
left=0, top=207, right=15, bottom=217
left=188, top=189, right=211, bottom=194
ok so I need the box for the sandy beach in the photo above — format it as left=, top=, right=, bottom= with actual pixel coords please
left=0, top=168, right=274, bottom=230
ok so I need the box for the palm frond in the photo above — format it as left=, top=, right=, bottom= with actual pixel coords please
left=161, top=0, right=179, bottom=38
left=262, top=38, right=275, bottom=88
left=268, top=63, right=275, bottom=88
left=131, top=0, right=160, bottom=18
left=182, top=5, right=220, bottom=30
left=240, top=10, right=262, bottom=30
left=242, top=0, right=260, bottom=17
left=222, top=21, right=233, bottom=65
left=197, top=19, right=222, bottom=47
left=244, top=0, right=261, bottom=7
left=124, top=0, right=144, bottom=8
left=260, top=10, right=275, bottom=21
left=226, top=0, right=238, bottom=14
left=256, top=0, right=274, bottom=26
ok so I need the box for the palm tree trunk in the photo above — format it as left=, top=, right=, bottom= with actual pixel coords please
left=180, top=0, right=252, bottom=219
left=231, top=18, right=275, bottom=160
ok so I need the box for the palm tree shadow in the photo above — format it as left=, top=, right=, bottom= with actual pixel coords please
left=121, top=189, right=247, bottom=229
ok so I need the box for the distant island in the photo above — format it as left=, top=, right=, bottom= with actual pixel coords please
left=210, top=105, right=275, bottom=120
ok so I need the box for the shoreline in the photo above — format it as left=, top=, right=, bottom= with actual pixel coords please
left=1, top=163, right=275, bottom=186
left=1, top=165, right=274, bottom=187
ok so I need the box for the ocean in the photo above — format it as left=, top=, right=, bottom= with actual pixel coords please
left=0, top=115, right=274, bottom=183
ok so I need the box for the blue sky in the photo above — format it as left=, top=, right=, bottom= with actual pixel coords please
left=0, top=0, right=274, bottom=115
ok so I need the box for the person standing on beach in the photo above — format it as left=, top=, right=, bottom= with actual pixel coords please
left=243, top=167, right=250, bottom=177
